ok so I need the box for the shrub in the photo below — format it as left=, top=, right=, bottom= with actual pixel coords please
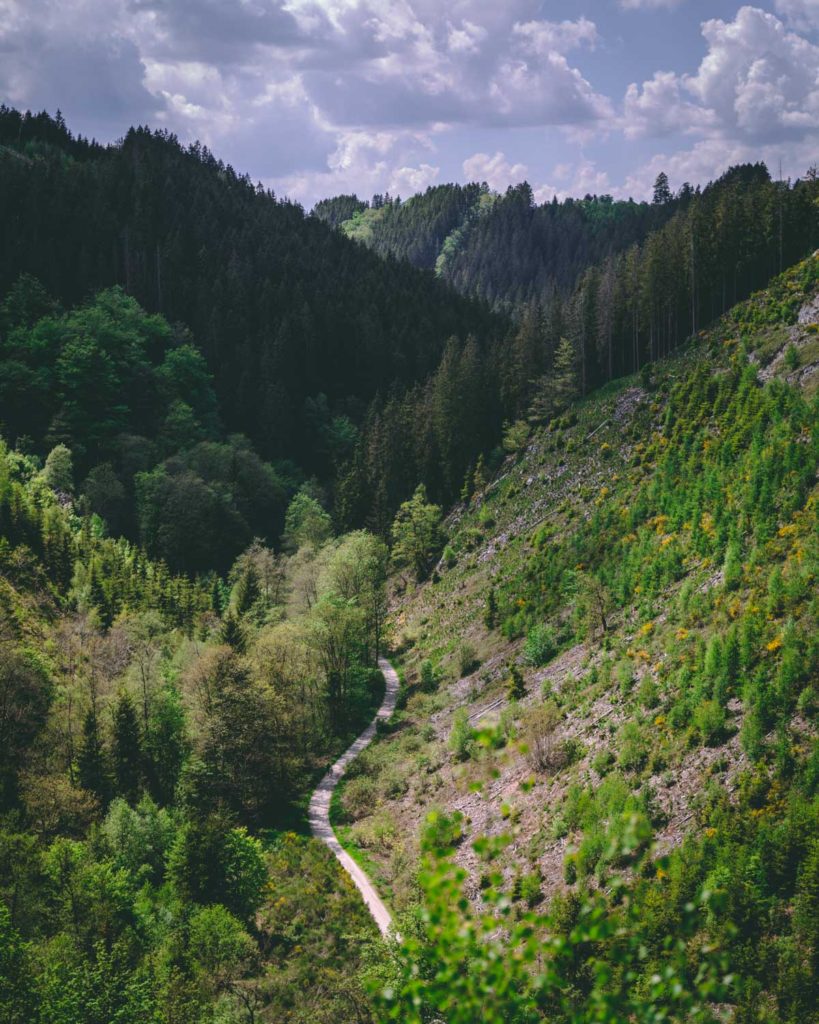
left=420, top=659, right=437, bottom=693
left=523, top=623, right=557, bottom=666
left=614, top=659, right=634, bottom=696
left=507, top=663, right=526, bottom=700
left=784, top=343, right=800, bottom=370
left=637, top=676, right=659, bottom=709
left=449, top=709, right=474, bottom=761
left=521, top=701, right=561, bottom=772
left=458, top=643, right=480, bottom=676
left=617, top=721, right=649, bottom=771
left=694, top=700, right=726, bottom=746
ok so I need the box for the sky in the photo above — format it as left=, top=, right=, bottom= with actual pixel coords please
left=1, top=0, right=818, bottom=207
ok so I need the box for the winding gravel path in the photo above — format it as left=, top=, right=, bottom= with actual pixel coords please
left=307, top=656, right=399, bottom=938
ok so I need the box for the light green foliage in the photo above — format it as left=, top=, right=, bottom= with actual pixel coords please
left=282, top=489, right=333, bottom=552
left=502, top=419, right=530, bottom=454
left=375, top=813, right=732, bottom=1023
left=186, top=903, right=256, bottom=993
left=448, top=709, right=474, bottom=761
left=391, top=484, right=444, bottom=581
left=42, top=443, right=73, bottom=493
left=523, top=623, right=557, bottom=666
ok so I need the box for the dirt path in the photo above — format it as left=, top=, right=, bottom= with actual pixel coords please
left=307, top=656, right=399, bottom=938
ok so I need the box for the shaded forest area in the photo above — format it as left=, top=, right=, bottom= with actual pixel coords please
left=3, top=109, right=819, bottom=540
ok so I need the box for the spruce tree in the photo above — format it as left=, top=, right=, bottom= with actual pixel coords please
left=113, top=692, right=143, bottom=803
left=484, top=586, right=498, bottom=630
left=78, top=710, right=111, bottom=805
left=507, top=663, right=526, bottom=700
left=234, top=562, right=261, bottom=617
left=219, top=612, right=246, bottom=653
left=528, top=337, right=578, bottom=425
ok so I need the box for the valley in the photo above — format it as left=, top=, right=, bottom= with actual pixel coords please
left=0, top=106, right=817, bottom=1024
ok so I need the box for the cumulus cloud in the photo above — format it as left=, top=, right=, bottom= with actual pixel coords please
left=512, top=17, right=598, bottom=54
left=0, top=0, right=162, bottom=139
left=624, top=70, right=716, bottom=138
left=773, top=0, right=819, bottom=33
left=688, top=6, right=819, bottom=140
left=623, top=6, right=819, bottom=145
left=3, top=0, right=817, bottom=208
left=463, top=150, right=528, bottom=189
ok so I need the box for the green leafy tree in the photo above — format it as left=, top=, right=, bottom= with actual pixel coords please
left=0, top=903, right=39, bottom=1024
left=391, top=484, right=444, bottom=581
left=282, top=490, right=333, bottom=552
left=375, top=813, right=733, bottom=1022
left=42, top=443, right=74, bottom=493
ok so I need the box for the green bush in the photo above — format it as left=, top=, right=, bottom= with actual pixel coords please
left=617, top=721, right=649, bottom=771
left=458, top=643, right=480, bottom=676
left=448, top=709, right=474, bottom=761
left=694, top=700, right=726, bottom=746
left=523, top=623, right=557, bottom=666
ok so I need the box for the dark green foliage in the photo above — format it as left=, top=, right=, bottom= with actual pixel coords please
left=0, top=108, right=502, bottom=529
left=483, top=585, right=497, bottom=629
left=0, top=648, right=52, bottom=810
left=507, top=662, right=526, bottom=700
left=77, top=710, right=111, bottom=807
left=112, top=693, right=142, bottom=804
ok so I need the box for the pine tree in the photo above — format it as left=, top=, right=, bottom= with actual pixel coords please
left=653, top=172, right=672, bottom=205
left=113, top=692, right=143, bottom=803
left=219, top=612, right=246, bottom=653
left=473, top=454, right=488, bottom=494
left=507, top=663, right=526, bottom=700
left=484, top=586, right=498, bottom=630
left=528, top=337, right=578, bottom=425
left=78, top=709, right=111, bottom=805
left=234, top=562, right=261, bottom=617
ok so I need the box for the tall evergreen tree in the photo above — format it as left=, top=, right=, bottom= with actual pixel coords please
left=113, top=692, right=143, bottom=803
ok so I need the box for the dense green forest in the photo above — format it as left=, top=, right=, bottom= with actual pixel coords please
left=1, top=104, right=818, bottom=1023
left=0, top=106, right=502, bottom=516
left=315, top=168, right=819, bottom=318
left=5, top=109, right=818, bottom=536
left=0, top=431, right=391, bottom=1020
left=314, top=179, right=681, bottom=304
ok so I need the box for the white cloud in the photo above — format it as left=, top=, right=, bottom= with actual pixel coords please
left=773, top=0, right=819, bottom=33
left=622, top=6, right=819, bottom=146
left=619, top=0, right=684, bottom=9
left=623, top=70, right=716, bottom=138
left=687, top=6, right=819, bottom=141
left=389, top=162, right=440, bottom=194
left=447, top=19, right=487, bottom=55
left=621, top=135, right=819, bottom=200
left=512, top=17, right=598, bottom=54
left=463, top=150, right=528, bottom=189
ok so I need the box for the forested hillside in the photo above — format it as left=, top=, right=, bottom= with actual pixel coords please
left=0, top=429, right=392, bottom=1021
left=0, top=106, right=502, bottom=520
left=317, top=167, right=819, bottom=322
left=333, top=255, right=819, bottom=1022
left=314, top=180, right=679, bottom=305
left=4, top=109, right=819, bottom=535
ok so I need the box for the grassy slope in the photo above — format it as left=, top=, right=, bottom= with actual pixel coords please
left=331, top=257, right=819, bottom=1011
